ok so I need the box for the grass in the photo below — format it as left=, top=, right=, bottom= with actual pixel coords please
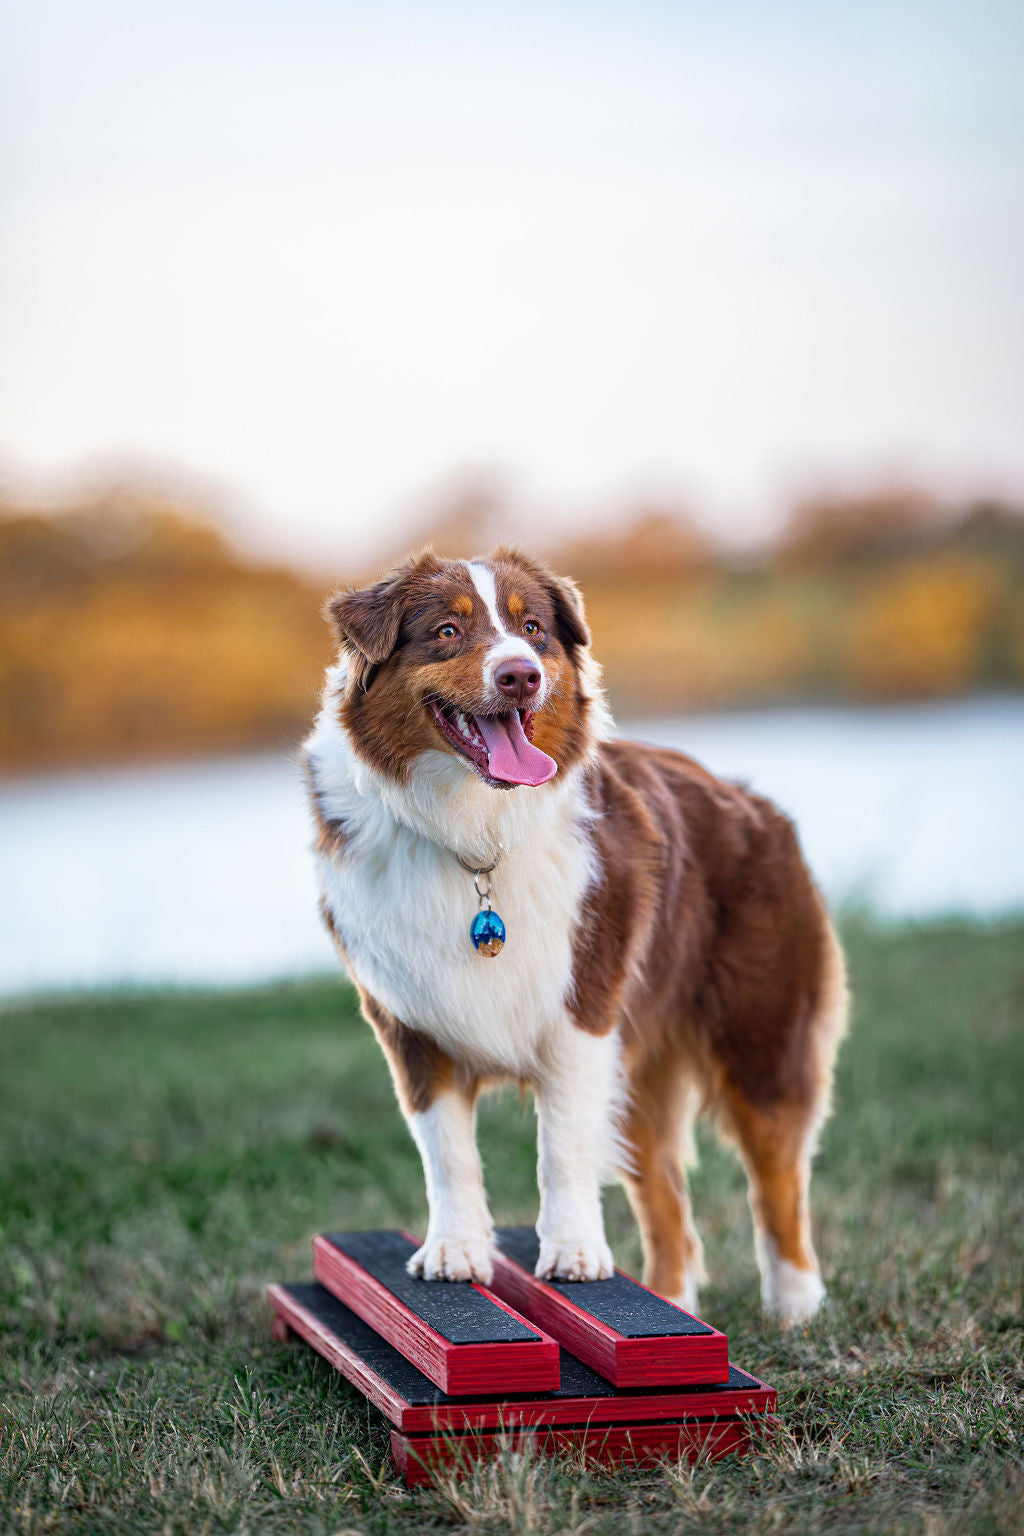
left=2, top=919, right=1023, bottom=1535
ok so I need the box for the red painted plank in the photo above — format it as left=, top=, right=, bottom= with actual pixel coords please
left=489, top=1240, right=729, bottom=1387
left=312, top=1233, right=560, bottom=1396
left=391, top=1417, right=774, bottom=1486
left=268, top=1282, right=412, bottom=1426
left=268, top=1281, right=777, bottom=1435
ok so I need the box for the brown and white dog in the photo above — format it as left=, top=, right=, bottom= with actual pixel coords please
left=304, top=548, right=847, bottom=1323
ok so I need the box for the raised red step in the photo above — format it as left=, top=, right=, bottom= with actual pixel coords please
left=311, top=1230, right=560, bottom=1396
left=392, top=1418, right=768, bottom=1486
left=488, top=1227, right=729, bottom=1387
left=268, top=1280, right=776, bottom=1438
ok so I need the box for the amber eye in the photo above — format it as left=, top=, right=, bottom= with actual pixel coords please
left=436, top=623, right=460, bottom=640
left=523, top=620, right=540, bottom=636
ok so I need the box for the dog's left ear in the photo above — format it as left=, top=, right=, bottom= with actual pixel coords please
left=544, top=571, right=590, bottom=651
left=324, top=554, right=438, bottom=688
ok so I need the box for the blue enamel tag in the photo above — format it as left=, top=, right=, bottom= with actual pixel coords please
left=471, top=908, right=506, bottom=957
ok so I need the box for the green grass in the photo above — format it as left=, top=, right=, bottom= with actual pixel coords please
left=2, top=920, right=1023, bottom=1535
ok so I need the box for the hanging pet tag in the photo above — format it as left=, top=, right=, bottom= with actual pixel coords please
left=471, top=907, right=506, bottom=957
left=463, top=862, right=506, bottom=957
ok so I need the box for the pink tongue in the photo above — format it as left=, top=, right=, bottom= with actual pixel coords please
left=473, top=712, right=557, bottom=786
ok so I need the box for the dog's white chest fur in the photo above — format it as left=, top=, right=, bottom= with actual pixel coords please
left=306, top=667, right=597, bottom=1077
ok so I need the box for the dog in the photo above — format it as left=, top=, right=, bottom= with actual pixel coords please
left=303, top=547, right=847, bottom=1323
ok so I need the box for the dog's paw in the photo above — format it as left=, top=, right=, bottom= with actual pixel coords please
left=407, top=1234, right=494, bottom=1284
left=666, top=1274, right=701, bottom=1316
left=536, top=1235, right=614, bottom=1282
left=763, top=1259, right=826, bottom=1326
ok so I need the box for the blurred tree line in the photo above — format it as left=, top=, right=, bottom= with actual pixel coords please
left=0, top=489, right=328, bottom=771
left=559, top=490, right=1024, bottom=714
left=1, top=482, right=1022, bottom=772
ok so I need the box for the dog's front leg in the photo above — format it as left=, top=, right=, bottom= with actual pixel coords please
left=534, top=1025, right=619, bottom=1281
left=405, top=1087, right=495, bottom=1284
left=360, top=992, right=494, bottom=1283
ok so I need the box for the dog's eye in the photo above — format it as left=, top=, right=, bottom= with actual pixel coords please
left=523, top=620, right=540, bottom=636
left=436, top=623, right=460, bottom=640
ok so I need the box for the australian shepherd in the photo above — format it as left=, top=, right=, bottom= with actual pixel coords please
left=303, top=548, right=847, bottom=1323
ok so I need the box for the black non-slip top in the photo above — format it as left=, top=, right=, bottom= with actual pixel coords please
left=281, top=1282, right=749, bottom=1406
left=323, top=1230, right=541, bottom=1345
left=496, top=1227, right=713, bottom=1338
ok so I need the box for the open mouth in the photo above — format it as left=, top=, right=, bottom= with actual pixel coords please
left=427, top=701, right=558, bottom=788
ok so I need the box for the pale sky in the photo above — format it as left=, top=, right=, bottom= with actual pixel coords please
left=2, top=0, right=1022, bottom=567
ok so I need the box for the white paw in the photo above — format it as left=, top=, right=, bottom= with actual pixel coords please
left=667, top=1274, right=701, bottom=1316
left=407, top=1233, right=494, bottom=1284
left=763, top=1258, right=826, bottom=1326
left=536, top=1235, right=614, bottom=1282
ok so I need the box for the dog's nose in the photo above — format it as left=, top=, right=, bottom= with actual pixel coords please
left=495, top=659, right=541, bottom=704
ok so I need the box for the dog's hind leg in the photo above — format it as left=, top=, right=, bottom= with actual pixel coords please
left=621, top=1054, right=706, bottom=1312
left=720, top=1085, right=826, bottom=1324
left=719, top=921, right=846, bottom=1325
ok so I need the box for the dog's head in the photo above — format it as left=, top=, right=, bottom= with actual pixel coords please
left=325, top=549, right=594, bottom=788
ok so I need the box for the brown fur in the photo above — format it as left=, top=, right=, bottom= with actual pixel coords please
left=571, top=739, right=846, bottom=1298
left=359, top=989, right=464, bottom=1115
left=621, top=1073, right=706, bottom=1297
left=302, top=756, right=348, bottom=859
left=318, top=897, right=347, bottom=961
left=309, top=792, right=347, bottom=860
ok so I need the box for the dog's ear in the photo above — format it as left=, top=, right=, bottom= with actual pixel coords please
left=325, top=577, right=404, bottom=668
left=543, top=571, right=590, bottom=651
left=324, top=553, right=439, bottom=688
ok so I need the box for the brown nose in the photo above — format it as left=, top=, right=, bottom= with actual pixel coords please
left=495, top=658, right=541, bottom=704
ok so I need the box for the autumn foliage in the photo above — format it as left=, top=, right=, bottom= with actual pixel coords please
left=0, top=491, right=330, bottom=771
left=570, top=497, right=1024, bottom=713
left=1, top=484, right=1022, bottom=772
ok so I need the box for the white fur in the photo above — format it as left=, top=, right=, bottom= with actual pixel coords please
left=534, top=1025, right=623, bottom=1280
left=407, top=1093, right=494, bottom=1283
left=305, top=613, right=624, bottom=1279
left=307, top=661, right=602, bottom=1079
left=757, top=1234, right=826, bottom=1323
left=465, top=561, right=508, bottom=636
left=466, top=560, right=548, bottom=704
left=578, top=649, right=616, bottom=742
left=667, top=1277, right=701, bottom=1315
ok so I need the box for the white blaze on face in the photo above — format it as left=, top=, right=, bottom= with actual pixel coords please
left=466, top=561, right=547, bottom=707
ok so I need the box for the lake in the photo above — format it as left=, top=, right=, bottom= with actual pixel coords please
left=1, top=696, right=1021, bottom=998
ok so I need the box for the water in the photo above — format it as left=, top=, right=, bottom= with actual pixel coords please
left=1, top=697, right=1021, bottom=998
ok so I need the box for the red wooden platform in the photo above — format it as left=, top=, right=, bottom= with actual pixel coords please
left=391, top=1418, right=770, bottom=1486
left=269, top=1281, right=776, bottom=1435
left=489, top=1227, right=729, bottom=1387
left=271, top=1228, right=778, bottom=1487
left=311, top=1230, right=560, bottom=1395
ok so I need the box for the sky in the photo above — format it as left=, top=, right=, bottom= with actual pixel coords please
left=1, top=0, right=1022, bottom=569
